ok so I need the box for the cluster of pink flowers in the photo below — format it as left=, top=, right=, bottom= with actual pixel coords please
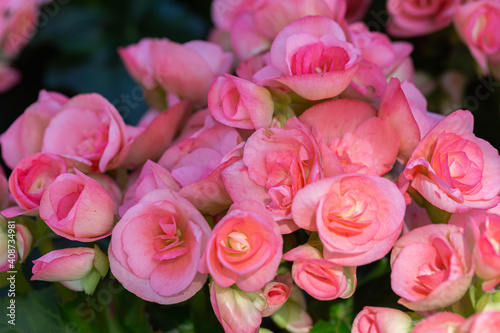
left=387, top=0, right=500, bottom=80
left=1, top=0, right=500, bottom=332
left=0, top=0, right=49, bottom=92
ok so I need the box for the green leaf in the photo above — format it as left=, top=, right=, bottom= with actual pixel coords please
left=310, top=320, right=336, bottom=333
left=0, top=286, right=66, bottom=333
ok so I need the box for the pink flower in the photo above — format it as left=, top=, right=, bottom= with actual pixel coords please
left=41, top=93, right=129, bottom=173
left=404, top=110, right=500, bottom=213
left=390, top=224, right=475, bottom=311
left=214, top=0, right=347, bottom=61
left=292, top=174, right=406, bottom=266
left=39, top=170, right=115, bottom=242
left=450, top=210, right=500, bottom=291
left=351, top=306, right=412, bottom=333
left=119, top=160, right=179, bottom=217
left=454, top=0, right=500, bottom=75
left=300, top=98, right=399, bottom=176
left=459, top=311, right=500, bottom=333
left=208, top=74, right=274, bottom=129
left=0, top=0, right=40, bottom=58
left=412, top=312, right=465, bottom=333
left=31, top=245, right=109, bottom=294
left=0, top=218, right=33, bottom=272
left=283, top=244, right=356, bottom=300
left=122, top=100, right=193, bottom=169
left=386, top=0, right=462, bottom=37
left=210, top=273, right=293, bottom=333
left=109, top=189, right=211, bottom=304
left=0, top=90, right=68, bottom=169
left=222, top=117, right=328, bottom=233
left=0, top=62, right=20, bottom=92
left=257, top=273, right=294, bottom=317
left=7, top=152, right=67, bottom=213
left=199, top=200, right=283, bottom=292
left=119, top=38, right=233, bottom=106
left=262, top=15, right=361, bottom=100
left=271, top=286, right=312, bottom=333
left=378, top=79, right=439, bottom=163
left=349, top=22, right=413, bottom=80
left=158, top=122, right=242, bottom=215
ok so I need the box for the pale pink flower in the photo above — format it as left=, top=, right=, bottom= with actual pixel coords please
left=390, top=224, right=474, bottom=311
left=39, top=170, right=115, bottom=242
left=412, top=312, right=465, bottom=333
left=261, top=15, right=361, bottom=100
left=404, top=110, right=500, bottom=213
left=283, top=244, right=356, bottom=300
left=300, top=98, right=399, bottom=176
left=109, top=189, right=211, bottom=304
left=31, top=245, right=108, bottom=294
left=351, top=306, right=413, bottom=333
left=386, top=0, right=462, bottom=37
left=0, top=90, right=68, bottom=169
left=119, top=38, right=233, bottom=106
left=293, top=174, right=406, bottom=266
left=454, top=0, right=500, bottom=75
left=208, top=74, right=274, bottom=129
left=199, top=200, right=282, bottom=292
left=222, top=117, right=330, bottom=233
left=41, top=93, right=129, bottom=173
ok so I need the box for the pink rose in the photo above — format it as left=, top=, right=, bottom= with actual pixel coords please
left=31, top=245, right=109, bottom=294
left=454, top=0, right=500, bottom=75
left=300, top=98, right=399, bottom=176
left=283, top=244, right=356, bottom=300
left=109, top=189, right=211, bottom=304
left=222, top=117, right=329, bottom=233
left=199, top=200, right=283, bottom=292
left=261, top=15, right=361, bottom=100
left=119, top=38, right=233, bottom=106
left=39, top=170, right=115, bottom=242
left=7, top=152, right=67, bottom=213
left=390, top=224, right=474, bottom=311
left=404, top=110, right=500, bottom=213
left=351, top=306, right=412, bottom=333
left=0, top=90, right=68, bottom=169
left=292, top=174, right=406, bottom=266
left=386, top=0, right=462, bottom=37
left=208, top=74, right=274, bottom=129
left=41, top=93, right=129, bottom=172
left=412, top=312, right=465, bottom=333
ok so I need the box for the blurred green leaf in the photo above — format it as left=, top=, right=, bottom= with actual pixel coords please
left=0, top=286, right=65, bottom=333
